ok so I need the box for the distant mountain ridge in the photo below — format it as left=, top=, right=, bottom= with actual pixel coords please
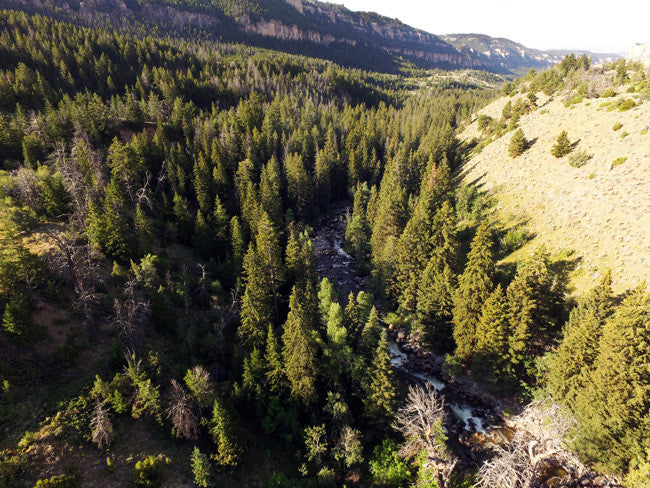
left=0, top=0, right=621, bottom=74
left=442, top=33, right=620, bottom=75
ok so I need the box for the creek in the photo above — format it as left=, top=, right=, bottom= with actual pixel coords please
left=312, top=205, right=505, bottom=461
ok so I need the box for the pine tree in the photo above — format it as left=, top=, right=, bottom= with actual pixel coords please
left=241, top=347, right=265, bottom=399
left=239, top=245, right=273, bottom=346
left=506, top=273, right=537, bottom=377
left=573, top=285, right=650, bottom=472
left=395, top=175, right=437, bottom=315
left=265, top=324, right=285, bottom=394
left=230, top=216, right=245, bottom=277
left=2, top=297, right=35, bottom=343
left=282, top=286, right=318, bottom=405
left=345, top=184, right=372, bottom=274
left=255, top=212, right=284, bottom=320
left=359, top=306, right=381, bottom=360
left=314, top=128, right=337, bottom=208
left=212, top=195, right=230, bottom=258
left=259, top=157, right=283, bottom=229
left=135, top=203, right=155, bottom=257
left=344, top=292, right=362, bottom=343
left=317, top=278, right=338, bottom=329
left=286, top=228, right=317, bottom=290
left=508, top=128, right=529, bottom=158
left=370, top=179, right=409, bottom=297
left=551, top=130, right=573, bottom=158
left=417, top=263, right=456, bottom=351
left=193, top=210, right=214, bottom=258
left=472, top=284, right=511, bottom=382
left=415, top=201, right=458, bottom=350
left=209, top=397, right=240, bottom=467
left=102, top=177, right=134, bottom=261
left=173, top=192, right=193, bottom=242
left=285, top=152, right=313, bottom=220
left=547, top=272, right=613, bottom=405
left=364, top=332, right=397, bottom=427
left=191, top=447, right=212, bottom=488
left=507, top=248, right=566, bottom=378
left=452, top=221, right=494, bottom=360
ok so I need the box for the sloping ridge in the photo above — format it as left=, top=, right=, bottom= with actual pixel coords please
left=459, top=93, right=650, bottom=292
left=0, top=0, right=485, bottom=73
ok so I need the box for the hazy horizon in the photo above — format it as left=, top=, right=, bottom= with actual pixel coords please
left=327, top=0, right=648, bottom=55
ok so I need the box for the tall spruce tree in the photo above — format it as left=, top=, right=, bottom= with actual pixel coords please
left=209, top=396, right=240, bottom=467
left=282, top=286, right=318, bottom=406
left=547, top=272, right=613, bottom=405
left=239, top=244, right=273, bottom=346
left=193, top=153, right=214, bottom=215
left=472, top=284, right=511, bottom=383
left=572, top=285, right=650, bottom=472
left=452, top=221, right=494, bottom=360
left=364, top=332, right=397, bottom=427
left=255, top=212, right=284, bottom=321
left=265, top=324, right=285, bottom=394
left=101, top=177, right=134, bottom=261
left=415, top=201, right=458, bottom=350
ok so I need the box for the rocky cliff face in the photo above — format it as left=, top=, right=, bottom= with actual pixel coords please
left=0, top=0, right=485, bottom=72
left=627, top=43, right=650, bottom=66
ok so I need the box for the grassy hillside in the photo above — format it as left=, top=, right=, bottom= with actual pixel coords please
left=459, top=60, right=650, bottom=293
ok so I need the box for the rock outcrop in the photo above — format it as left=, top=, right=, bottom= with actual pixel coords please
left=627, top=42, right=650, bottom=66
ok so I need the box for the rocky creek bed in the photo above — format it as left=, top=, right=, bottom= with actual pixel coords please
left=312, top=204, right=507, bottom=464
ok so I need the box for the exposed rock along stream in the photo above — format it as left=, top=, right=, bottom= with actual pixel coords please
left=312, top=204, right=505, bottom=457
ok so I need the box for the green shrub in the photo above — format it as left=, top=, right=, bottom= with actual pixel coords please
left=54, top=342, right=79, bottom=369
left=618, top=99, right=636, bottom=111
left=600, top=88, right=617, bottom=98
left=34, top=466, right=82, bottom=488
left=564, top=96, right=583, bottom=107
left=621, top=131, right=629, bottom=138
left=2, top=297, right=38, bottom=343
left=568, top=149, right=593, bottom=168
left=369, top=439, right=412, bottom=487
left=502, top=228, right=529, bottom=252
left=612, top=157, right=627, bottom=167
left=132, top=455, right=171, bottom=488
left=613, top=122, right=623, bottom=131
left=588, top=173, right=595, bottom=179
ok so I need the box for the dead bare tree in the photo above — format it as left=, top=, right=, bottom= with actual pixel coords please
left=90, top=401, right=114, bottom=449
left=113, top=278, right=151, bottom=349
left=11, top=167, right=40, bottom=210
left=209, top=284, right=240, bottom=364
left=394, top=384, right=458, bottom=488
left=477, top=398, right=586, bottom=488
left=166, top=379, right=198, bottom=440
left=45, top=230, right=99, bottom=326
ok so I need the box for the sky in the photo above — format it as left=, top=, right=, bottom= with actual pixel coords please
left=326, top=0, right=649, bottom=54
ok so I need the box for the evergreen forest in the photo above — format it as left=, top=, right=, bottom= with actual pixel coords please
left=0, top=7, right=648, bottom=488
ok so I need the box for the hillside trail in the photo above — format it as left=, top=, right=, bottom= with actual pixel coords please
left=312, top=204, right=506, bottom=465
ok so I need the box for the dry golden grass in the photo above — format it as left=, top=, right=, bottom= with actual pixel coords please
left=459, top=89, right=650, bottom=293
